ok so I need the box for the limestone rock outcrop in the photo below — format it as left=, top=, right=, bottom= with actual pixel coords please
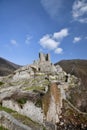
left=0, top=111, right=32, bottom=130
left=0, top=53, right=87, bottom=130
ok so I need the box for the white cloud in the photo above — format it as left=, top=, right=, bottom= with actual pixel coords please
left=10, top=39, right=18, bottom=46
left=54, top=48, right=63, bottom=54
left=53, top=28, right=69, bottom=40
left=41, top=0, right=62, bottom=18
left=25, top=35, right=32, bottom=45
left=39, top=28, right=69, bottom=54
left=72, top=0, right=87, bottom=23
left=40, top=34, right=59, bottom=50
left=73, top=37, right=81, bottom=43
left=79, top=18, right=87, bottom=23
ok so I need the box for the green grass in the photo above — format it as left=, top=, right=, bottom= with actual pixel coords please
left=24, top=86, right=45, bottom=91
left=0, top=105, right=45, bottom=129
left=43, top=80, right=49, bottom=85
left=0, top=126, right=9, bottom=130
left=0, top=105, right=15, bottom=113
left=17, top=98, right=27, bottom=104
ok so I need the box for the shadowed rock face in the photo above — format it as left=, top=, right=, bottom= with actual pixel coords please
left=0, top=57, right=21, bottom=76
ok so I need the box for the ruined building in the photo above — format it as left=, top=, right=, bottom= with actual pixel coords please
left=39, top=53, right=51, bottom=62
left=33, top=53, right=56, bottom=73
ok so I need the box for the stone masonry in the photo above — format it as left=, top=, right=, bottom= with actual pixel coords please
left=33, top=53, right=56, bottom=73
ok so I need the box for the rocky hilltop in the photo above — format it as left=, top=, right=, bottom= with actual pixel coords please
left=0, top=53, right=87, bottom=130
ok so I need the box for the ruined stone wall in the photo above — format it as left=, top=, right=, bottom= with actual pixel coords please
left=39, top=53, right=45, bottom=62
left=38, top=62, right=56, bottom=73
left=39, top=53, right=50, bottom=63
left=38, top=53, right=56, bottom=73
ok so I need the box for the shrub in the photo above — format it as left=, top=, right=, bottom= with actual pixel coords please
left=0, top=81, right=4, bottom=86
left=17, top=98, right=27, bottom=104
left=0, top=126, right=9, bottom=130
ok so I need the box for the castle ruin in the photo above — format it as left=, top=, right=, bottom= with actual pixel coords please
left=33, top=53, right=56, bottom=73
left=39, top=53, right=50, bottom=63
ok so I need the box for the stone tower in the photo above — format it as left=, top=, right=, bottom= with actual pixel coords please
left=33, top=52, right=56, bottom=73
left=39, top=53, right=50, bottom=63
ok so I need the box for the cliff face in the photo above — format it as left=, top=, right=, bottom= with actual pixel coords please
left=0, top=55, right=87, bottom=130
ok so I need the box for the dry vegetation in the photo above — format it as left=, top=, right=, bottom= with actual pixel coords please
left=55, top=59, right=87, bottom=113
left=56, top=59, right=87, bottom=88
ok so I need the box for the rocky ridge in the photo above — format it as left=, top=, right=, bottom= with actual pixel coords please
left=0, top=53, right=87, bottom=130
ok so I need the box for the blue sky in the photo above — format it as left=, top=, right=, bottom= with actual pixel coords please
left=0, top=0, right=87, bottom=65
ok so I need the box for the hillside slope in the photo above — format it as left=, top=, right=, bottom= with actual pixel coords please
left=55, top=59, right=87, bottom=86
left=55, top=59, right=87, bottom=77
left=0, top=57, right=21, bottom=76
left=55, top=59, right=87, bottom=112
left=0, top=54, right=87, bottom=130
